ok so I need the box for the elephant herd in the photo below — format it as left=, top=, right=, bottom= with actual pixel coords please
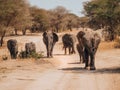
left=7, top=29, right=101, bottom=70
left=7, top=40, right=36, bottom=59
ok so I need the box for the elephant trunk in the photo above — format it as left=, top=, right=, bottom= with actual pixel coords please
left=47, top=37, right=53, bottom=57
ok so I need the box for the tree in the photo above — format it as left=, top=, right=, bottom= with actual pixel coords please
left=83, top=0, right=120, bottom=41
left=30, top=6, right=50, bottom=32
left=49, top=6, right=69, bottom=32
left=79, top=17, right=89, bottom=28
left=65, top=13, right=80, bottom=31
left=0, top=0, right=32, bottom=46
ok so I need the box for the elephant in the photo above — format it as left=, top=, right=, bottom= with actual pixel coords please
left=77, top=29, right=101, bottom=70
left=43, top=30, right=58, bottom=58
left=62, top=34, right=76, bottom=55
left=7, top=39, right=18, bottom=59
left=25, top=42, right=36, bottom=57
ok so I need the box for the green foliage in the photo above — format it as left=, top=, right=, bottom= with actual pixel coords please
left=0, top=0, right=32, bottom=28
left=18, top=50, right=27, bottom=59
left=30, top=7, right=50, bottom=32
left=30, top=6, right=80, bottom=33
left=48, top=6, right=69, bottom=32
left=30, top=51, right=44, bottom=60
left=0, top=0, right=32, bottom=46
left=19, top=50, right=44, bottom=60
left=83, top=0, right=120, bottom=40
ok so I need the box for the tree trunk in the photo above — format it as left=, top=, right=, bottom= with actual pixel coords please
left=0, top=30, right=6, bottom=47
left=22, top=29, right=27, bottom=35
left=69, top=27, right=72, bottom=31
left=108, top=26, right=115, bottom=41
left=14, top=28, right=18, bottom=35
left=109, top=31, right=115, bottom=41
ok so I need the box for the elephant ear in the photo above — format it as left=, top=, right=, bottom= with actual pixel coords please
left=53, top=32, right=59, bottom=42
left=43, top=32, right=47, bottom=38
left=43, top=32, right=48, bottom=44
left=77, top=31, right=85, bottom=39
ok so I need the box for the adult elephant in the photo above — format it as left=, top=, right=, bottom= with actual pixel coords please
left=43, top=30, right=58, bottom=58
left=7, top=39, right=18, bottom=59
left=25, top=42, right=36, bottom=57
left=62, top=34, right=76, bottom=55
left=77, top=29, right=101, bottom=70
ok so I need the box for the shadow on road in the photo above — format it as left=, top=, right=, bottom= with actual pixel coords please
left=54, top=54, right=65, bottom=56
left=59, top=67, right=120, bottom=74
left=68, top=62, right=81, bottom=64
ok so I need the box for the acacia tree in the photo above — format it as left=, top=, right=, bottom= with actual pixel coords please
left=10, top=0, right=32, bottom=35
left=0, top=0, right=32, bottom=46
left=30, top=6, right=50, bottom=32
left=65, top=13, right=80, bottom=31
left=49, top=6, right=69, bottom=32
left=83, top=0, right=120, bottom=41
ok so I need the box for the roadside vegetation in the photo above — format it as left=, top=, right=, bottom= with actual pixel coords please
left=0, top=0, right=120, bottom=48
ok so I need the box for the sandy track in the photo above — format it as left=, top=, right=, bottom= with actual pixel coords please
left=0, top=30, right=120, bottom=90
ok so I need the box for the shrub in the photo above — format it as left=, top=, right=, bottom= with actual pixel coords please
left=114, top=38, right=120, bottom=48
left=18, top=50, right=27, bottom=59
left=30, top=51, right=44, bottom=60
left=18, top=50, right=44, bottom=59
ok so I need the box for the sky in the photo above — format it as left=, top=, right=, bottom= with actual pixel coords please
left=28, top=0, right=90, bottom=17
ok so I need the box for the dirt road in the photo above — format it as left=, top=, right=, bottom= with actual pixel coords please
left=0, top=30, right=120, bottom=90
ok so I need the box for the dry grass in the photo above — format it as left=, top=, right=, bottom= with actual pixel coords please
left=98, top=41, right=116, bottom=51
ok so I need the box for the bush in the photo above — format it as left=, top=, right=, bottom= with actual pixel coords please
left=18, top=50, right=44, bottom=59
left=18, top=50, right=27, bottom=59
left=114, top=38, right=120, bottom=48
left=30, top=51, right=44, bottom=59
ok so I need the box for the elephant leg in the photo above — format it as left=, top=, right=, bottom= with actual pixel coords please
left=50, top=50, right=53, bottom=57
left=11, top=53, right=14, bottom=59
left=90, top=53, right=96, bottom=70
left=26, top=51, right=28, bottom=58
left=65, top=47, right=67, bottom=55
left=9, top=51, right=12, bottom=58
left=46, top=46, right=49, bottom=58
left=50, top=45, right=54, bottom=57
left=84, top=48, right=89, bottom=69
left=10, top=50, right=14, bottom=59
left=79, top=54, right=82, bottom=63
left=69, top=47, right=71, bottom=55
left=47, top=51, right=50, bottom=58
left=72, top=45, right=76, bottom=54
left=13, top=50, right=17, bottom=59
left=82, top=52, right=85, bottom=63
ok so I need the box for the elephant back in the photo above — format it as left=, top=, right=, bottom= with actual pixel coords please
left=7, top=39, right=18, bottom=50
left=25, top=42, right=36, bottom=53
left=43, top=31, right=58, bottom=44
left=62, top=34, right=75, bottom=47
left=7, top=39, right=18, bottom=59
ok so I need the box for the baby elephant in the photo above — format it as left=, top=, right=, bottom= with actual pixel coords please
left=62, top=34, right=76, bottom=55
left=25, top=42, right=36, bottom=57
left=7, top=39, right=18, bottom=59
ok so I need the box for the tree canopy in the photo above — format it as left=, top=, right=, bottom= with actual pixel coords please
left=83, top=0, right=120, bottom=40
left=0, top=0, right=32, bottom=46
